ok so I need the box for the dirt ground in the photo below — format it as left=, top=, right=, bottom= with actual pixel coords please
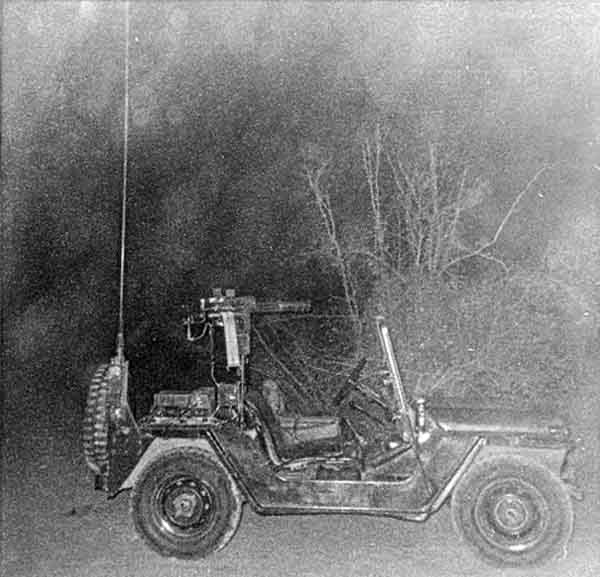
left=2, top=357, right=599, bottom=577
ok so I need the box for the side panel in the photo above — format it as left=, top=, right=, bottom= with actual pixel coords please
left=211, top=424, right=438, bottom=516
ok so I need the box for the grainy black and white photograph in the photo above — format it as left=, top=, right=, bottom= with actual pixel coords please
left=2, top=2, right=599, bottom=576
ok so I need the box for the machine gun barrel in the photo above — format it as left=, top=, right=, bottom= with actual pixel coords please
left=195, top=294, right=311, bottom=316
left=253, top=301, right=311, bottom=314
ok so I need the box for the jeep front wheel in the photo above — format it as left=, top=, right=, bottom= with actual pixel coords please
left=131, top=449, right=243, bottom=559
left=451, top=457, right=573, bottom=567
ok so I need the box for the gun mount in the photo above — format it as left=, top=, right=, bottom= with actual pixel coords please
left=184, top=288, right=311, bottom=370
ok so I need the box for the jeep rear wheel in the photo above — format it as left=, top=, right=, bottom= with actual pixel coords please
left=451, top=457, right=573, bottom=567
left=131, top=449, right=242, bottom=559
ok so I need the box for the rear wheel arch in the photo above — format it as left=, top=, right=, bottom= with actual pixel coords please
left=120, top=438, right=218, bottom=491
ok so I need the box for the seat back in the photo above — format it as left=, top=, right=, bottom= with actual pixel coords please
left=244, top=389, right=290, bottom=458
left=245, top=389, right=343, bottom=460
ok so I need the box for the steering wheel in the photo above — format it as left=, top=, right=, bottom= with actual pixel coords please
left=333, top=357, right=367, bottom=409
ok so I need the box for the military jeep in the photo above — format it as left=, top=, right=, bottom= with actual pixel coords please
left=83, top=289, right=581, bottom=568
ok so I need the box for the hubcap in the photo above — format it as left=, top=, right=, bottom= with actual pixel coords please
left=475, top=477, right=548, bottom=552
left=493, top=493, right=530, bottom=533
left=156, top=477, right=215, bottom=537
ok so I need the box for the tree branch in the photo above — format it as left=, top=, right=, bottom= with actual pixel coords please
left=441, top=166, right=550, bottom=274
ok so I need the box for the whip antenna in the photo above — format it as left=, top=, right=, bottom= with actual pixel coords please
left=116, top=0, right=130, bottom=362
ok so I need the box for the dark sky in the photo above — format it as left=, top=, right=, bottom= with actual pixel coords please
left=3, top=1, right=600, bottom=369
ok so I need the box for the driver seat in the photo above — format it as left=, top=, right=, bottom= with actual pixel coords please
left=246, top=380, right=344, bottom=460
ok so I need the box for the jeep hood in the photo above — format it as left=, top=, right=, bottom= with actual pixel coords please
left=429, top=405, right=569, bottom=438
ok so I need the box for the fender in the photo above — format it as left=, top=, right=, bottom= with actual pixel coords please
left=475, top=442, right=568, bottom=476
left=118, top=437, right=218, bottom=493
left=426, top=438, right=573, bottom=513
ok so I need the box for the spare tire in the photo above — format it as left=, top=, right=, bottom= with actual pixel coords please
left=82, top=363, right=110, bottom=474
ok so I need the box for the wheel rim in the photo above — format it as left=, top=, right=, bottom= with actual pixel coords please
left=154, top=476, right=217, bottom=538
left=474, top=476, right=549, bottom=553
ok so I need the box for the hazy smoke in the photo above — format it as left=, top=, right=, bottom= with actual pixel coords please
left=3, top=1, right=600, bottom=373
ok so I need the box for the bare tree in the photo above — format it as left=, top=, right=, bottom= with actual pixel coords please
left=303, top=150, right=361, bottom=337
left=361, top=124, right=549, bottom=279
left=303, top=123, right=548, bottom=321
